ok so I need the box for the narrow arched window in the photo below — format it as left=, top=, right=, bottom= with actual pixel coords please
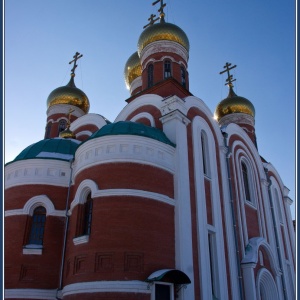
left=28, top=206, right=46, bottom=245
left=181, top=66, right=186, bottom=88
left=83, top=193, right=93, bottom=235
left=148, top=64, right=154, bottom=88
left=274, top=189, right=283, bottom=223
left=58, top=119, right=67, bottom=134
left=201, top=131, right=210, bottom=177
left=164, top=60, right=171, bottom=79
left=241, top=162, right=251, bottom=202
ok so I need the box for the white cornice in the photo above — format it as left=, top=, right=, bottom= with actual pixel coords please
left=46, top=104, right=84, bottom=118
left=219, top=113, right=255, bottom=127
left=5, top=159, right=71, bottom=189
left=5, top=289, right=57, bottom=299
left=140, top=40, right=188, bottom=66
left=62, top=281, right=151, bottom=296
left=70, top=113, right=109, bottom=132
left=73, top=135, right=175, bottom=178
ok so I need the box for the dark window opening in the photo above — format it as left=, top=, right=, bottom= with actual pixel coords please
left=148, top=64, right=154, bottom=88
left=181, top=66, right=186, bottom=88
left=28, top=206, right=46, bottom=245
left=45, top=123, right=52, bottom=139
left=164, top=60, right=172, bottom=79
left=83, top=193, right=93, bottom=235
left=58, top=119, right=67, bottom=133
left=242, top=162, right=251, bottom=201
left=155, top=284, right=171, bottom=300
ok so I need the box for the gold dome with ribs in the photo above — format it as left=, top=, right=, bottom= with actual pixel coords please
left=124, top=52, right=142, bottom=89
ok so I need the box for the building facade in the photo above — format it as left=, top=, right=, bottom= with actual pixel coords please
left=4, top=3, right=295, bottom=300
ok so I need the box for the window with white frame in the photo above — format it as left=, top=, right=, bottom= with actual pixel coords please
left=241, top=161, right=252, bottom=203
left=153, top=282, right=174, bottom=300
left=201, top=131, right=210, bottom=177
left=274, top=188, right=283, bottom=224
left=164, top=60, right=172, bottom=79
left=208, top=232, right=219, bottom=299
left=148, top=64, right=154, bottom=88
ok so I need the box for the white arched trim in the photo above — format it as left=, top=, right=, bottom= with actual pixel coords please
left=115, top=94, right=163, bottom=122
left=75, top=130, right=93, bottom=138
left=256, top=268, right=279, bottom=300
left=70, top=113, right=108, bottom=132
left=5, top=195, right=65, bottom=217
left=130, top=112, right=155, bottom=126
left=242, top=237, right=281, bottom=276
left=71, top=179, right=99, bottom=208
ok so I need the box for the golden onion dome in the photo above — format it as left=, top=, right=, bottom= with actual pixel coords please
left=47, top=76, right=90, bottom=113
left=214, top=87, right=255, bottom=121
left=124, top=52, right=142, bottom=89
left=137, top=22, right=190, bottom=56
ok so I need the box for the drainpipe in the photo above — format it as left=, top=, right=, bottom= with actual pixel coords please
left=57, top=158, right=74, bottom=298
left=264, top=166, right=288, bottom=300
left=222, top=131, right=244, bottom=300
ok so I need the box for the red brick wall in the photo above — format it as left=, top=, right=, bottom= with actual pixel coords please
left=63, top=196, right=175, bottom=286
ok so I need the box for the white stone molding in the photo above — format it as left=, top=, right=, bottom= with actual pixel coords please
left=161, top=95, right=188, bottom=117
left=219, top=113, right=255, bottom=127
left=5, top=159, right=72, bottom=189
left=75, top=130, right=93, bottom=139
left=255, top=268, right=280, bottom=300
left=140, top=40, right=189, bottom=66
left=5, top=195, right=65, bottom=217
left=115, top=93, right=164, bottom=122
left=73, top=135, right=175, bottom=178
left=130, top=76, right=142, bottom=94
left=70, top=113, right=108, bottom=132
left=62, top=280, right=151, bottom=296
left=5, top=289, right=58, bottom=299
left=46, top=104, right=84, bottom=118
left=73, top=235, right=89, bottom=245
left=70, top=187, right=174, bottom=214
left=191, top=116, right=228, bottom=300
left=130, top=112, right=155, bottom=126
left=160, top=104, right=195, bottom=299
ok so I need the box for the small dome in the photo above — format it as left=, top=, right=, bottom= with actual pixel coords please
left=87, top=121, right=175, bottom=147
left=138, top=22, right=190, bottom=56
left=124, top=52, right=142, bottom=89
left=214, top=87, right=255, bottom=121
left=47, top=76, right=90, bottom=113
left=11, top=138, right=80, bottom=163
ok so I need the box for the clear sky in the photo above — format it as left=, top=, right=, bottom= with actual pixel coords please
left=4, top=0, right=295, bottom=218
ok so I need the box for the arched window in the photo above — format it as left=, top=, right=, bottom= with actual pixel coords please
left=148, top=64, right=154, bottom=88
left=76, top=192, right=93, bottom=238
left=27, top=206, right=46, bottom=245
left=274, top=189, right=283, bottom=223
left=181, top=66, right=186, bottom=88
left=164, top=60, right=172, bottom=79
left=241, top=162, right=251, bottom=202
left=58, top=119, right=67, bottom=134
left=201, top=131, right=210, bottom=177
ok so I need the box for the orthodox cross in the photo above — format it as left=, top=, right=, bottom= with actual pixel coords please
left=152, top=0, right=166, bottom=22
left=143, top=13, right=159, bottom=29
left=67, top=108, right=75, bottom=127
left=69, top=52, right=83, bottom=76
left=219, top=62, right=237, bottom=87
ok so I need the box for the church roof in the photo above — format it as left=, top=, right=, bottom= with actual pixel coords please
left=10, top=138, right=81, bottom=164
left=87, top=121, right=175, bottom=147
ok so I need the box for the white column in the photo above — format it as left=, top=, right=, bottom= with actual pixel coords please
left=160, top=96, right=194, bottom=300
left=241, top=263, right=257, bottom=300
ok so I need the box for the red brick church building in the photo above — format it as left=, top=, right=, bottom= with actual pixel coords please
left=4, top=2, right=295, bottom=300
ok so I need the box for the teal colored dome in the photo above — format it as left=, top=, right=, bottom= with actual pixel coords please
left=87, top=121, right=175, bottom=147
left=11, top=138, right=81, bottom=163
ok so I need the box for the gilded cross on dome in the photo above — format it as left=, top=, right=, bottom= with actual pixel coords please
left=69, top=52, right=83, bottom=76
left=152, top=0, right=166, bottom=22
left=219, top=62, right=237, bottom=87
left=143, top=13, right=159, bottom=29
left=67, top=108, right=75, bottom=127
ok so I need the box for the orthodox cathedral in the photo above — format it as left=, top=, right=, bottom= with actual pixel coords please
left=4, top=1, right=295, bottom=300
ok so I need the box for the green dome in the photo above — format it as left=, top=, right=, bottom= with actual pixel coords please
left=138, top=22, right=190, bottom=56
left=88, top=121, right=175, bottom=147
left=11, top=138, right=81, bottom=163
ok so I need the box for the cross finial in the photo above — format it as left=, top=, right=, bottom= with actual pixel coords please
left=143, top=13, right=160, bottom=29
left=67, top=108, right=75, bottom=127
left=152, top=0, right=166, bottom=23
left=219, top=62, right=237, bottom=87
left=69, top=52, right=83, bottom=77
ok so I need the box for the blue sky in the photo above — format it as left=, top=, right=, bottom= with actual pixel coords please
left=4, top=0, right=295, bottom=218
